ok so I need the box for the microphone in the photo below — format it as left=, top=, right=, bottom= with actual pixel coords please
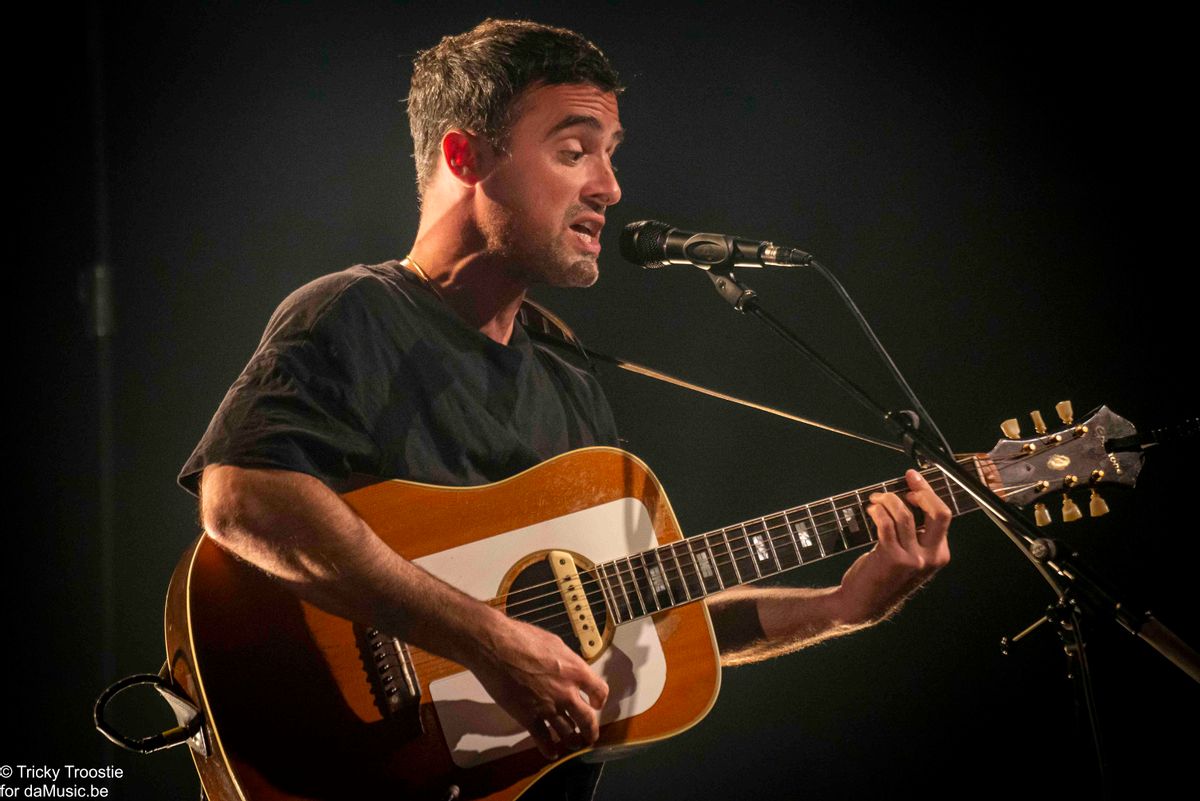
left=619, top=220, right=814, bottom=270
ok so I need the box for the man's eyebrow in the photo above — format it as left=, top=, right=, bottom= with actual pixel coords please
left=545, top=114, right=625, bottom=144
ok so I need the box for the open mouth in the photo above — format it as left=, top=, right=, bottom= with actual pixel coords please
left=569, top=218, right=603, bottom=251
left=569, top=221, right=600, bottom=241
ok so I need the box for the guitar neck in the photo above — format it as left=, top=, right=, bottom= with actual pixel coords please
left=589, top=459, right=985, bottom=624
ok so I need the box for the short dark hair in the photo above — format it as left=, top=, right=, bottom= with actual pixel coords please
left=407, top=19, right=623, bottom=196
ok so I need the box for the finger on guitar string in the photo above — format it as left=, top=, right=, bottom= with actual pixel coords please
left=901, top=468, right=951, bottom=561
left=867, top=489, right=916, bottom=550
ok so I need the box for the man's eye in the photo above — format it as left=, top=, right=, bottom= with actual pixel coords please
left=562, top=150, right=585, bottom=163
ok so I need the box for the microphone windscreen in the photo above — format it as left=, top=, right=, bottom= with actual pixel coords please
left=619, top=220, right=672, bottom=268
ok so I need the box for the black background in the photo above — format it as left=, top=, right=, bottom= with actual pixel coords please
left=16, top=1, right=1197, bottom=798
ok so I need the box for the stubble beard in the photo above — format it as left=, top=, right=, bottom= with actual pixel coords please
left=482, top=204, right=599, bottom=289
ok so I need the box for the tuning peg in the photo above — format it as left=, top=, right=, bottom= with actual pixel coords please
left=1001, top=418, right=1021, bottom=439
left=1030, top=410, right=1047, bottom=435
left=1034, top=503, right=1052, bottom=527
left=1089, top=490, right=1109, bottom=518
left=1062, top=495, right=1083, bottom=523
left=1055, top=400, right=1074, bottom=425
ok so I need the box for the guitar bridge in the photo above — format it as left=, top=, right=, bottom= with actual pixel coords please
left=356, top=624, right=423, bottom=734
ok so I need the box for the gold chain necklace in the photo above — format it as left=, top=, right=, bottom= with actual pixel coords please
left=402, top=255, right=444, bottom=301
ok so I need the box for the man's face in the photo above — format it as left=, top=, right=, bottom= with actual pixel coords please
left=475, top=82, right=623, bottom=288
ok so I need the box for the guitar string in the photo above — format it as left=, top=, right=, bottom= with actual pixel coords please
left=406, top=478, right=1036, bottom=663
left=493, top=462, right=1003, bottom=618
left=495, top=468, right=966, bottom=621
left=505, top=479, right=1043, bottom=631
left=497, top=468, right=988, bottom=621
left=490, top=461, right=974, bottom=614
left=403, top=478, right=1045, bottom=667
left=404, top=442, right=1064, bottom=668
left=489, top=440, right=1070, bottom=616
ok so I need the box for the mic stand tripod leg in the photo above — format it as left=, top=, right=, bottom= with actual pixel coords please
left=1003, top=594, right=1109, bottom=798
left=1059, top=600, right=1109, bottom=799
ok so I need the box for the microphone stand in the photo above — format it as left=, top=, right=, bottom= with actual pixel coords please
left=700, top=262, right=1198, bottom=798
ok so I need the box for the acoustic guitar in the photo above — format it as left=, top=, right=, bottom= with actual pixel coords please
left=163, top=405, right=1142, bottom=801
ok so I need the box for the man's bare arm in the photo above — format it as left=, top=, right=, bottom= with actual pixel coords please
left=199, top=464, right=608, bottom=758
left=710, top=469, right=952, bottom=665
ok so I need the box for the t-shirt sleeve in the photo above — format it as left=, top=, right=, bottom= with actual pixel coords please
left=177, top=275, right=388, bottom=496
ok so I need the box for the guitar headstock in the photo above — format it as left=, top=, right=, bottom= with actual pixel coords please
left=982, top=404, right=1144, bottom=525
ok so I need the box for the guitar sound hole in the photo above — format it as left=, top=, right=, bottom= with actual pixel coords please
left=505, top=561, right=609, bottom=658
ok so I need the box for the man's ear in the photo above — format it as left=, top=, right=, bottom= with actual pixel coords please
left=440, top=130, right=488, bottom=186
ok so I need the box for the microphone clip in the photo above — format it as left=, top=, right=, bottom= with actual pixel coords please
left=706, top=267, right=758, bottom=312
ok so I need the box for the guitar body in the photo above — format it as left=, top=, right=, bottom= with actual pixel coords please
left=164, top=447, right=722, bottom=801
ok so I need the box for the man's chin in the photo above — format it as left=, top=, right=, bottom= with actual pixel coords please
left=542, top=256, right=599, bottom=288
left=566, top=258, right=600, bottom=288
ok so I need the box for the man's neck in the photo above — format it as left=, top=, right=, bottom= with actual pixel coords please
left=405, top=244, right=528, bottom=347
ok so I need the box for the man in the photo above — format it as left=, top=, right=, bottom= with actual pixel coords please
left=180, top=18, right=950, bottom=800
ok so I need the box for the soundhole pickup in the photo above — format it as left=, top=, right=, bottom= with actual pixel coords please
left=502, top=550, right=612, bottom=662
left=548, top=551, right=604, bottom=660
left=355, top=624, right=423, bottom=735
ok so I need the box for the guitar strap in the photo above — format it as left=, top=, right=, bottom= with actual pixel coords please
left=517, top=299, right=902, bottom=453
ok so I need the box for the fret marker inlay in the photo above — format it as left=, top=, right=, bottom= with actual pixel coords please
left=751, top=534, right=770, bottom=562
left=648, top=565, right=667, bottom=594
left=697, top=551, right=714, bottom=578
left=792, top=522, right=813, bottom=548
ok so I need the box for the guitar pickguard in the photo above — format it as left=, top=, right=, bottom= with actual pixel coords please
left=417, top=497, right=667, bottom=769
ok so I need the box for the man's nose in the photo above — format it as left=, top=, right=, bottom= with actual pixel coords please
left=588, top=158, right=621, bottom=207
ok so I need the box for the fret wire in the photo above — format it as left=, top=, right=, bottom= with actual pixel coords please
left=937, top=469, right=962, bottom=515
left=624, top=553, right=643, bottom=618
left=760, top=515, right=782, bottom=572
left=609, top=560, right=633, bottom=621
left=805, top=505, right=826, bottom=558
left=848, top=491, right=870, bottom=544
left=651, top=549, right=676, bottom=608
left=740, top=524, right=763, bottom=579
left=624, top=556, right=648, bottom=616
left=719, top=527, right=744, bottom=584
left=595, top=564, right=621, bottom=625
left=668, top=542, right=693, bottom=602
left=684, top=539, right=711, bottom=596
left=636, top=553, right=660, bottom=612
left=851, top=489, right=869, bottom=542
left=928, top=472, right=958, bottom=510
left=780, top=509, right=805, bottom=564
left=702, top=532, right=727, bottom=591
left=591, top=565, right=612, bottom=624
left=833, top=500, right=851, bottom=551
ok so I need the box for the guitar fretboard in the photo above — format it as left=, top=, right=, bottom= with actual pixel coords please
left=588, top=462, right=981, bottom=624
